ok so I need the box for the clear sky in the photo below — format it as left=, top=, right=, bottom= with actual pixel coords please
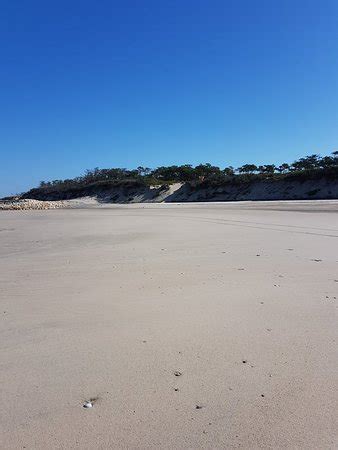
left=1, top=0, right=338, bottom=196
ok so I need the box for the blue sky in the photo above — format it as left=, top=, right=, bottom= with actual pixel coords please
left=1, top=0, right=337, bottom=196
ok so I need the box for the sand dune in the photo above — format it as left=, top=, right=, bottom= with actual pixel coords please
left=1, top=201, right=337, bottom=449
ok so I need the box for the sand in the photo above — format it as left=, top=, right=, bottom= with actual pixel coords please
left=1, top=201, right=337, bottom=449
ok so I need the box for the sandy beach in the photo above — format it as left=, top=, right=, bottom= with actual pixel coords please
left=1, top=201, right=337, bottom=449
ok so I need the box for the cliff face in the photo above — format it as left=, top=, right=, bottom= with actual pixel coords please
left=170, top=177, right=338, bottom=202
left=21, top=176, right=338, bottom=203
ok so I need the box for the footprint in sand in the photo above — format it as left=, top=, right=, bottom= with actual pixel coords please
left=83, top=397, right=98, bottom=408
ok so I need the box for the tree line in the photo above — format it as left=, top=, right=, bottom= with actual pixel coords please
left=38, top=151, right=338, bottom=190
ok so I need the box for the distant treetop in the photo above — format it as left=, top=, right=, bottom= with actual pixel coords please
left=34, top=151, right=337, bottom=192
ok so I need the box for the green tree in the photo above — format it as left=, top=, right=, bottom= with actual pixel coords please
left=137, top=166, right=151, bottom=176
left=237, top=164, right=258, bottom=174
left=291, top=154, right=320, bottom=171
left=276, top=163, right=290, bottom=173
left=223, top=166, right=235, bottom=176
left=258, top=164, right=276, bottom=174
left=194, top=163, right=221, bottom=180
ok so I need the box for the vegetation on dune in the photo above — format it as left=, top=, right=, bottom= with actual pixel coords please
left=22, top=151, right=338, bottom=199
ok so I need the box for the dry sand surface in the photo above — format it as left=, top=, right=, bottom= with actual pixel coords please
left=1, top=201, right=337, bottom=449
